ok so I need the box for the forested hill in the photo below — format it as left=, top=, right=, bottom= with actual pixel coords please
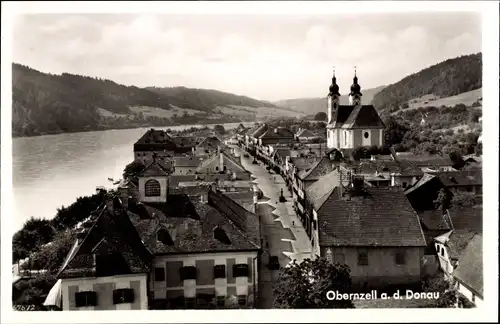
left=147, top=87, right=278, bottom=112
left=372, top=53, right=482, bottom=115
left=11, top=64, right=282, bottom=137
left=274, top=85, right=386, bottom=115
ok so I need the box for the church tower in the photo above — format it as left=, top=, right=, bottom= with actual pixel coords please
left=327, top=68, right=340, bottom=124
left=349, top=67, right=362, bottom=106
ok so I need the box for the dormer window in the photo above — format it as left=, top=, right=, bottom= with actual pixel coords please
left=145, top=179, right=161, bottom=197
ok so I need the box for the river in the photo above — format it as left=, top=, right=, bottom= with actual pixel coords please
left=12, top=122, right=253, bottom=230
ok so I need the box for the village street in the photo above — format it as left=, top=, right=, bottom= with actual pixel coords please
left=232, top=146, right=312, bottom=308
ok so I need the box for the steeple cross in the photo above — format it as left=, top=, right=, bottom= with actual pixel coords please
left=354, top=66, right=357, bottom=75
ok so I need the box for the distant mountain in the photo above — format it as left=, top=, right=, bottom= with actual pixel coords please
left=372, top=53, right=482, bottom=115
left=12, top=64, right=301, bottom=137
left=274, top=85, right=386, bottom=115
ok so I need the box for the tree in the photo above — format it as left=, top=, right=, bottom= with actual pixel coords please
left=449, top=151, right=466, bottom=170
left=451, top=190, right=476, bottom=207
left=12, top=217, right=56, bottom=263
left=384, top=116, right=410, bottom=146
left=423, top=276, right=475, bottom=308
left=351, top=146, right=369, bottom=161
left=123, top=160, right=146, bottom=179
left=213, top=124, right=226, bottom=134
left=314, top=112, right=327, bottom=121
left=433, top=188, right=452, bottom=213
left=273, top=258, right=354, bottom=308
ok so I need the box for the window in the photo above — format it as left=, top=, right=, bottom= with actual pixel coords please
left=357, top=251, right=368, bottom=266
left=344, top=131, right=347, bottom=146
left=216, top=296, right=226, bottom=307
left=441, top=248, right=445, bottom=257
left=180, top=266, right=197, bottom=280
left=232, top=264, right=249, bottom=277
left=402, top=182, right=407, bottom=188
left=395, top=251, right=406, bottom=265
left=364, top=132, right=369, bottom=139
left=113, top=288, right=135, bottom=304
left=75, top=291, right=97, bottom=307
left=237, top=295, right=247, bottom=306
left=155, top=267, right=165, bottom=281
left=145, top=179, right=161, bottom=197
left=215, top=166, right=219, bottom=171
left=214, top=265, right=226, bottom=279
left=184, top=297, right=196, bottom=309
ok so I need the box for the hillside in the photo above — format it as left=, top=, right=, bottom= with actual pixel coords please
left=12, top=64, right=300, bottom=137
left=274, top=85, right=386, bottom=115
left=372, top=53, right=482, bottom=115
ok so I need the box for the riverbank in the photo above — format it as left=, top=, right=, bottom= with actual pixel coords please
left=12, top=118, right=255, bottom=139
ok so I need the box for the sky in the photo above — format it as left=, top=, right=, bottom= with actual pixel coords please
left=12, top=12, right=482, bottom=101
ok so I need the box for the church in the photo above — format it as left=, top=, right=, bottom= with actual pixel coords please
left=325, top=69, right=385, bottom=150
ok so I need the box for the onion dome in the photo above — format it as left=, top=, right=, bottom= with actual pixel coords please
left=328, top=69, right=340, bottom=96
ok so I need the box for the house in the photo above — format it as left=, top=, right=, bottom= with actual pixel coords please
left=194, top=136, right=223, bottom=157
left=129, top=186, right=261, bottom=309
left=349, top=159, right=401, bottom=187
left=234, top=123, right=246, bottom=134
left=195, top=150, right=248, bottom=179
left=258, top=127, right=295, bottom=146
left=325, top=70, right=385, bottom=150
left=134, top=129, right=206, bottom=163
left=404, top=173, right=445, bottom=211
left=393, top=153, right=455, bottom=172
left=57, top=157, right=261, bottom=310
left=453, top=234, right=483, bottom=307
left=303, top=168, right=349, bottom=239
left=56, top=196, right=154, bottom=311
left=172, top=156, right=204, bottom=175
left=307, top=175, right=427, bottom=291
left=434, top=230, right=478, bottom=277
left=295, top=157, right=336, bottom=214
left=245, top=124, right=268, bottom=148
left=133, top=129, right=178, bottom=162
left=295, top=128, right=318, bottom=142
left=431, top=169, right=483, bottom=198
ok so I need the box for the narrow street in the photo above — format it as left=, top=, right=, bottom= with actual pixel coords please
left=232, top=146, right=312, bottom=308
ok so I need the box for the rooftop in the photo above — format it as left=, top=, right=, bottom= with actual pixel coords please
left=128, top=188, right=260, bottom=255
left=317, top=186, right=426, bottom=247
left=394, top=153, right=453, bottom=167
left=298, top=156, right=336, bottom=181
left=340, top=105, right=385, bottom=130
left=432, top=169, right=482, bottom=187
left=453, top=234, right=483, bottom=297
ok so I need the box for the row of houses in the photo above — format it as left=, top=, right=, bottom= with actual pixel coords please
left=43, top=127, right=266, bottom=310
left=232, top=69, right=483, bottom=306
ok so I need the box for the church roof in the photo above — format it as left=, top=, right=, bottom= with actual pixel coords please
left=340, top=105, right=385, bottom=129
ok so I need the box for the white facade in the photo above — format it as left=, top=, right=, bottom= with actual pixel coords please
left=138, top=176, right=169, bottom=202
left=151, top=251, right=259, bottom=300
left=61, top=273, right=148, bottom=311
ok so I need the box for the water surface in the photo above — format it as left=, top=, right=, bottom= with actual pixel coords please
left=13, top=123, right=251, bottom=230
